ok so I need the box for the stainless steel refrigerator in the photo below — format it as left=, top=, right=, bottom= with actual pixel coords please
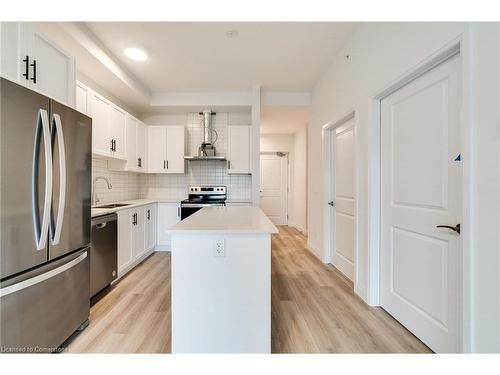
left=0, top=78, right=92, bottom=353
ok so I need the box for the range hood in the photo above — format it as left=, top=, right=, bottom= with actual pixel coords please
left=184, top=109, right=227, bottom=161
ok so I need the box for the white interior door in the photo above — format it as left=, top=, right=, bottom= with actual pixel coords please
left=260, top=154, right=288, bottom=225
left=330, top=119, right=356, bottom=281
left=380, top=54, right=461, bottom=353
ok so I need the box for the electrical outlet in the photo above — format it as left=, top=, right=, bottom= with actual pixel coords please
left=214, top=239, right=225, bottom=257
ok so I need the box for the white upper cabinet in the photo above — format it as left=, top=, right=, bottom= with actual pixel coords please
left=148, top=126, right=167, bottom=173
left=75, top=81, right=90, bottom=115
left=124, top=115, right=139, bottom=172
left=136, top=121, right=148, bottom=172
left=227, top=125, right=251, bottom=174
left=110, top=105, right=127, bottom=160
left=148, top=125, right=185, bottom=174
left=166, top=126, right=186, bottom=173
left=0, top=22, right=75, bottom=106
left=85, top=83, right=127, bottom=161
left=90, top=91, right=112, bottom=156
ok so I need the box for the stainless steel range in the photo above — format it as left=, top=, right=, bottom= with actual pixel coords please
left=180, top=186, right=226, bottom=220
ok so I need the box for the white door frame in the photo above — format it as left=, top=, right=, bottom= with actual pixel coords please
left=322, top=111, right=360, bottom=285
left=366, top=37, right=472, bottom=352
left=260, top=151, right=289, bottom=225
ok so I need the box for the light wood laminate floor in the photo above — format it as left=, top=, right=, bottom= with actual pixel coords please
left=271, top=226, right=430, bottom=353
left=66, top=226, right=430, bottom=353
left=65, top=252, right=171, bottom=353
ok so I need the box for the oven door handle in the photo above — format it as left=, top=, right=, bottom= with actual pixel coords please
left=181, top=203, right=225, bottom=208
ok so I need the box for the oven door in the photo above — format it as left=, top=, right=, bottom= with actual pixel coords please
left=180, top=203, right=225, bottom=220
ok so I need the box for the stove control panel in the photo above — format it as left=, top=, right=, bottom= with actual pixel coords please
left=189, top=186, right=226, bottom=195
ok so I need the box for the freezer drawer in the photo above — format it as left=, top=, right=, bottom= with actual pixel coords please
left=0, top=248, right=90, bottom=353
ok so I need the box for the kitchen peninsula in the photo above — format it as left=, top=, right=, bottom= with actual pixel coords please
left=168, top=206, right=278, bottom=353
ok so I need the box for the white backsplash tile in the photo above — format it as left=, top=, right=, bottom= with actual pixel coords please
left=92, top=112, right=252, bottom=204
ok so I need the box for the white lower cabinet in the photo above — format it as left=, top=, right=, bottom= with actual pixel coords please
left=144, top=204, right=157, bottom=252
left=117, top=204, right=157, bottom=278
left=157, top=203, right=181, bottom=249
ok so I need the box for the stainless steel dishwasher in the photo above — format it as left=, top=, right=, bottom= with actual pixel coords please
left=90, top=213, right=118, bottom=298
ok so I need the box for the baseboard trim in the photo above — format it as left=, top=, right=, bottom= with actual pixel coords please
left=154, top=245, right=171, bottom=252
left=306, top=242, right=323, bottom=262
left=289, top=222, right=307, bottom=235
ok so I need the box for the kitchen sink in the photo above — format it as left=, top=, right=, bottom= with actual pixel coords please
left=95, top=203, right=131, bottom=209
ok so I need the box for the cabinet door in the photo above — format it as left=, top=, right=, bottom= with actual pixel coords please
left=136, top=121, right=148, bottom=172
left=148, top=126, right=167, bottom=173
left=110, top=105, right=127, bottom=160
left=1, top=22, right=75, bottom=105
left=157, top=203, right=181, bottom=246
left=117, top=209, right=135, bottom=276
left=0, top=22, right=21, bottom=83
left=166, top=126, right=185, bottom=174
left=75, top=81, right=90, bottom=115
left=227, top=125, right=251, bottom=174
left=20, top=23, right=75, bottom=106
left=144, top=204, right=157, bottom=251
left=90, top=92, right=111, bottom=156
left=124, top=115, right=138, bottom=172
left=134, top=207, right=145, bottom=259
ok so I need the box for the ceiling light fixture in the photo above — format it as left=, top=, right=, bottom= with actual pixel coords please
left=124, top=47, right=148, bottom=61
left=225, top=30, right=239, bottom=38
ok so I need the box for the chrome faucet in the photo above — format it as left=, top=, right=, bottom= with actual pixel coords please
left=92, top=176, right=112, bottom=206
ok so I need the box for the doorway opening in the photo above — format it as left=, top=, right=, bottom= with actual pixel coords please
left=260, top=106, right=309, bottom=233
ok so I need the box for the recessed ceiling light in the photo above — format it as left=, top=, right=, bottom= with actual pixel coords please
left=124, top=47, right=148, bottom=61
left=225, top=30, right=239, bottom=38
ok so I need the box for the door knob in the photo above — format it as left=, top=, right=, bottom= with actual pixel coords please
left=328, top=201, right=335, bottom=207
left=436, top=224, right=460, bottom=234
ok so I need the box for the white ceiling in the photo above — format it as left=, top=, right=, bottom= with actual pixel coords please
left=85, top=22, right=357, bottom=92
left=261, top=106, right=309, bottom=134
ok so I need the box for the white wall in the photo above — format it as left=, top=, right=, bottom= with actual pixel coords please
left=307, top=22, right=500, bottom=352
left=293, top=125, right=307, bottom=233
left=260, top=131, right=307, bottom=233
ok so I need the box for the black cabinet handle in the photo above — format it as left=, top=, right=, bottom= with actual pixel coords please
left=164, top=160, right=166, bottom=169
left=147, top=209, right=150, bottom=220
left=22, top=55, right=29, bottom=80
left=110, top=139, right=114, bottom=151
left=114, top=140, right=116, bottom=152
left=137, top=158, right=141, bottom=168
left=166, top=160, right=169, bottom=169
left=436, top=224, right=460, bottom=234
left=228, top=160, right=231, bottom=169
left=177, top=207, right=180, bottom=217
left=30, top=59, right=37, bottom=84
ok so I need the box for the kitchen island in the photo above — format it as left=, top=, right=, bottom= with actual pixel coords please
left=168, top=206, right=278, bottom=353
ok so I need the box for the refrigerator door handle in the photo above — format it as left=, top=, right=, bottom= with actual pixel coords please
left=0, top=252, right=87, bottom=298
left=32, top=109, right=53, bottom=251
left=51, top=113, right=66, bottom=245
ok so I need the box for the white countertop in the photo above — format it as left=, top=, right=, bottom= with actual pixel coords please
left=91, top=198, right=179, bottom=217
left=91, top=198, right=253, bottom=217
left=168, top=206, right=278, bottom=234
